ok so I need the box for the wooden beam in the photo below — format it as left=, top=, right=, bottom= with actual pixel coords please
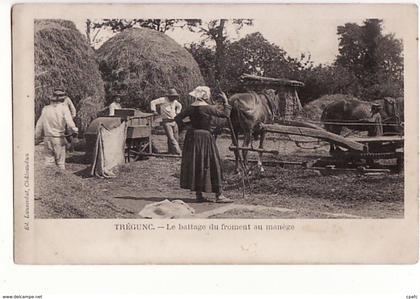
left=227, top=158, right=304, bottom=167
left=309, top=167, right=391, bottom=175
left=226, top=158, right=393, bottom=174
left=261, top=124, right=365, bottom=152
left=240, top=73, right=305, bottom=87
left=347, top=136, right=404, bottom=144
left=228, top=146, right=279, bottom=155
left=142, top=153, right=181, bottom=158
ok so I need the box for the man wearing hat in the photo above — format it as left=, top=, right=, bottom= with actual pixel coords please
left=35, top=93, right=79, bottom=170
left=54, top=89, right=77, bottom=119
left=150, top=88, right=183, bottom=155
left=364, top=103, right=383, bottom=136
left=109, top=96, right=122, bottom=116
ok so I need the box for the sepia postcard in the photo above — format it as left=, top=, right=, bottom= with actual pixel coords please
left=13, top=3, right=418, bottom=264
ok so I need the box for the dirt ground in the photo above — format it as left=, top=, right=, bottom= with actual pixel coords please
left=35, top=132, right=404, bottom=219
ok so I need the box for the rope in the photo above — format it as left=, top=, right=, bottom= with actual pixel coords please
left=305, top=120, right=402, bottom=127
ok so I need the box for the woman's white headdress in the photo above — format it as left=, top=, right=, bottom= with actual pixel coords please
left=189, top=86, right=211, bottom=100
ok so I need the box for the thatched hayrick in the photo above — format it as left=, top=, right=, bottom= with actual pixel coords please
left=96, top=28, right=204, bottom=110
left=35, top=19, right=105, bottom=133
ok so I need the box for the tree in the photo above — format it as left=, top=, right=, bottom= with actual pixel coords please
left=188, top=19, right=253, bottom=82
left=335, top=19, right=404, bottom=99
left=220, top=32, right=293, bottom=92
left=188, top=31, right=363, bottom=104
left=187, top=41, right=217, bottom=88
left=293, top=63, right=358, bottom=104
left=86, top=18, right=201, bottom=47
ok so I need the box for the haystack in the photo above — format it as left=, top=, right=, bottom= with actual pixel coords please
left=303, top=94, right=359, bottom=121
left=35, top=19, right=105, bottom=133
left=96, top=28, right=204, bottom=110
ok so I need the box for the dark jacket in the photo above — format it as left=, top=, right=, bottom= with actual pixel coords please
left=175, top=104, right=231, bottom=131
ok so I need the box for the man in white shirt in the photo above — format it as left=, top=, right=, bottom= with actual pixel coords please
left=150, top=88, right=182, bottom=155
left=109, top=97, right=122, bottom=116
left=364, top=103, right=383, bottom=137
left=54, top=89, right=77, bottom=119
left=35, top=95, right=79, bottom=170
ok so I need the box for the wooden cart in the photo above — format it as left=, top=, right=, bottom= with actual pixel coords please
left=114, top=109, right=156, bottom=162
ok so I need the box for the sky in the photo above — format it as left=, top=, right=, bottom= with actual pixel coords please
left=73, top=18, right=403, bottom=65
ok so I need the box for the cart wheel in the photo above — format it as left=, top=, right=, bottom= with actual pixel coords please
left=128, top=150, right=140, bottom=162
left=126, top=139, right=147, bottom=162
left=135, top=139, right=151, bottom=160
left=126, top=147, right=140, bottom=162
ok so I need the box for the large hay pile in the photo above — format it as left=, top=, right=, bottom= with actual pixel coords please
left=96, top=28, right=204, bottom=110
left=303, top=94, right=359, bottom=121
left=35, top=19, right=105, bottom=133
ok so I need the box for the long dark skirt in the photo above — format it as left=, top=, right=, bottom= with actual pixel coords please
left=180, top=129, right=223, bottom=193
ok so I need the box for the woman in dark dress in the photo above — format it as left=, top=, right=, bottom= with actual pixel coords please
left=175, top=86, right=233, bottom=203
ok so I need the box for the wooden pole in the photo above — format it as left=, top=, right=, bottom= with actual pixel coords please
left=228, top=146, right=279, bottom=155
left=261, top=123, right=365, bottom=152
left=148, top=116, right=152, bottom=154
left=227, top=117, right=248, bottom=198
left=227, top=158, right=305, bottom=167
left=142, top=153, right=181, bottom=158
left=217, top=82, right=249, bottom=198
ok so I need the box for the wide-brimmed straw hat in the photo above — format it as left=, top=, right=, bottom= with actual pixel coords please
left=189, top=86, right=211, bottom=101
left=166, top=88, right=180, bottom=98
left=371, top=103, right=382, bottom=109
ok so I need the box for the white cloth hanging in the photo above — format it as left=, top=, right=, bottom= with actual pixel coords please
left=91, top=121, right=127, bottom=178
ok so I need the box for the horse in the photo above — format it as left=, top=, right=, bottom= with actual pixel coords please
left=321, top=97, right=404, bottom=151
left=228, top=90, right=279, bottom=173
left=321, top=97, right=404, bottom=136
